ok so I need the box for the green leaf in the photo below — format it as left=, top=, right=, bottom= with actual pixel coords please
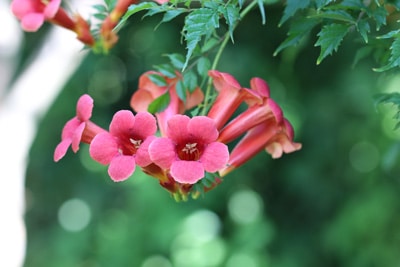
left=374, top=37, right=400, bottom=72
left=351, top=46, right=373, bottom=68
left=257, top=0, right=266, bottom=25
left=307, top=10, right=355, bottom=23
left=197, top=57, right=211, bottom=76
left=154, top=64, right=177, bottom=78
left=155, top=9, right=186, bottom=29
left=93, top=4, right=108, bottom=13
left=117, top=2, right=159, bottom=31
left=183, top=71, right=198, bottom=92
left=375, top=92, right=400, bottom=129
left=357, top=19, right=370, bottom=43
left=315, top=23, right=349, bottom=65
left=148, top=92, right=171, bottom=113
left=201, top=37, right=219, bottom=53
left=165, top=53, right=185, bottom=69
left=148, top=73, right=168, bottom=86
left=220, top=3, right=240, bottom=41
left=367, top=5, right=388, bottom=30
left=279, top=0, right=311, bottom=26
left=274, top=17, right=319, bottom=56
left=175, top=79, right=186, bottom=102
left=182, top=7, right=220, bottom=70
left=315, top=0, right=334, bottom=9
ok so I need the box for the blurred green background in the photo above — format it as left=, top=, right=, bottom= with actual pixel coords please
left=22, top=3, right=400, bottom=267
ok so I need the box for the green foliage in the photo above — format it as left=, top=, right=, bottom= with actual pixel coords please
left=375, top=92, right=400, bottom=129
left=315, top=23, right=349, bottom=64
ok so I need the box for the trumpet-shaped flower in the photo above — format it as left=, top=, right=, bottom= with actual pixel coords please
left=148, top=115, right=229, bottom=184
left=54, top=94, right=105, bottom=162
left=89, top=110, right=157, bottom=182
left=11, top=0, right=62, bottom=31
left=219, top=118, right=302, bottom=177
left=218, top=77, right=283, bottom=144
left=130, top=71, right=203, bottom=135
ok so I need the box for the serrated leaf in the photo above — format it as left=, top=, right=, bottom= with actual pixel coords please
left=279, top=0, right=311, bottom=26
left=148, top=73, right=168, bottom=86
left=220, top=3, right=240, bottom=41
left=165, top=53, right=185, bottom=69
left=377, top=29, right=400, bottom=39
left=308, top=10, right=355, bottom=23
left=148, top=92, right=171, bottom=113
left=155, top=9, right=186, bottom=29
left=357, top=19, right=370, bottom=43
left=315, top=23, right=349, bottom=64
left=182, top=8, right=220, bottom=70
left=367, top=5, right=388, bottom=30
left=374, top=37, right=400, bottom=71
left=274, top=17, right=319, bottom=56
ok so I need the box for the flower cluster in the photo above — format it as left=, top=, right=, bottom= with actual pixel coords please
left=54, top=70, right=301, bottom=200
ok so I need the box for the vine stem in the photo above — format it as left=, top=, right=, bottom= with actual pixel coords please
left=200, top=0, right=259, bottom=116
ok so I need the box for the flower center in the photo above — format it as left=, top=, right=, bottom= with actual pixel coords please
left=118, top=137, right=142, bottom=155
left=178, top=142, right=200, bottom=161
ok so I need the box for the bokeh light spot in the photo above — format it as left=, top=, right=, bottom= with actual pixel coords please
left=226, top=252, right=259, bottom=267
left=349, top=141, right=380, bottom=173
left=58, top=198, right=91, bottom=232
left=141, top=255, right=172, bottom=267
left=228, top=189, right=263, bottom=224
left=183, top=209, right=221, bottom=242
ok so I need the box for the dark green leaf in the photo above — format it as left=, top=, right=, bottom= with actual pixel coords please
left=308, top=10, right=355, bottom=23
left=221, top=3, right=240, bottom=41
left=357, top=19, right=370, bottom=43
left=279, top=0, right=311, bottom=26
left=148, top=92, right=171, bottom=113
left=315, top=0, right=334, bottom=9
left=156, top=9, right=186, bottom=28
left=183, top=71, right=198, bottom=92
left=315, top=23, right=349, bottom=64
left=374, top=37, right=400, bottom=71
left=274, top=17, right=319, bottom=56
left=367, top=5, right=388, bottom=30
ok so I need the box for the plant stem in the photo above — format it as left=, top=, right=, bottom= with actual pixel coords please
left=200, top=0, right=259, bottom=116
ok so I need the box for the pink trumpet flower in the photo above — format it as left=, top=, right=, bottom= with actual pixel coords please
left=218, top=77, right=283, bottom=144
left=130, top=71, right=204, bottom=136
left=219, top=118, right=302, bottom=177
left=54, top=94, right=106, bottom=162
left=89, top=110, right=157, bottom=182
left=148, top=115, right=229, bottom=184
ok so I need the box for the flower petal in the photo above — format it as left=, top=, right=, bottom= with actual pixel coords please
left=109, top=110, right=135, bottom=136
left=200, top=142, right=229, bottom=172
left=166, top=115, right=190, bottom=143
left=61, top=118, right=80, bottom=140
left=170, top=161, right=204, bottom=184
left=76, top=94, right=93, bottom=122
left=71, top=122, right=85, bottom=152
left=21, top=13, right=45, bottom=32
left=43, top=0, right=61, bottom=18
left=54, top=139, right=72, bottom=162
left=187, top=116, right=218, bottom=143
left=133, top=112, right=157, bottom=138
left=135, top=136, right=156, bottom=167
left=108, top=155, right=136, bottom=182
left=148, top=137, right=176, bottom=169
left=89, top=133, right=119, bottom=164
